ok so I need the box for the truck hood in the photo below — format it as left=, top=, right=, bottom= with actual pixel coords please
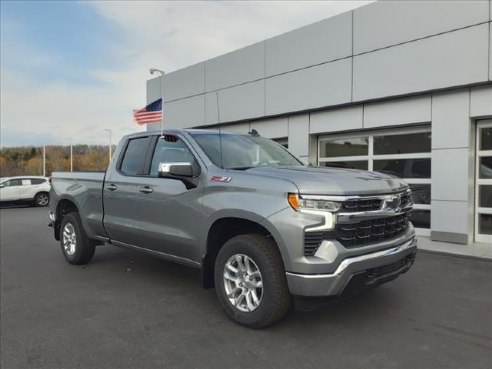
left=240, top=166, right=408, bottom=196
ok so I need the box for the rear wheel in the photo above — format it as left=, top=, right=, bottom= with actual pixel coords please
left=34, top=192, right=50, bottom=207
left=214, top=234, right=291, bottom=328
left=60, top=213, right=95, bottom=265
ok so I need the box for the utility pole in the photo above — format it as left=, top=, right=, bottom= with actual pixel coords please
left=105, top=129, right=112, bottom=163
left=43, top=145, right=46, bottom=176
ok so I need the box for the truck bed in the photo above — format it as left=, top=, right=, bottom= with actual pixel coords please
left=51, top=171, right=107, bottom=240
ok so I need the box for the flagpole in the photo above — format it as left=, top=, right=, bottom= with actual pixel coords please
left=160, top=73, right=165, bottom=137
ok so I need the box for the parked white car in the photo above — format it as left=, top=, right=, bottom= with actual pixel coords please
left=0, top=176, right=51, bottom=207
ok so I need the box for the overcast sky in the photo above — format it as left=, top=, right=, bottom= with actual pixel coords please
left=0, top=0, right=371, bottom=148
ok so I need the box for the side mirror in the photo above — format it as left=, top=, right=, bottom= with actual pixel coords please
left=158, top=162, right=195, bottom=178
left=0, top=184, right=4, bottom=188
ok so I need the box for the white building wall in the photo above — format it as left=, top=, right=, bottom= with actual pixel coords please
left=471, top=86, right=492, bottom=117
left=310, top=106, right=363, bottom=134
left=265, top=12, right=352, bottom=76
left=266, top=59, right=352, bottom=115
left=363, top=96, right=431, bottom=129
left=249, top=117, right=288, bottom=140
left=429, top=90, right=473, bottom=242
left=287, top=114, right=310, bottom=159
left=353, top=23, right=489, bottom=101
left=352, top=0, right=489, bottom=54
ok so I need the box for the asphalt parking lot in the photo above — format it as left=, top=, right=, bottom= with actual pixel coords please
left=1, top=206, right=491, bottom=369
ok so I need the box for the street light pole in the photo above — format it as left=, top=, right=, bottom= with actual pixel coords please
left=42, top=145, right=46, bottom=177
left=67, top=138, right=73, bottom=172
left=105, top=129, right=112, bottom=163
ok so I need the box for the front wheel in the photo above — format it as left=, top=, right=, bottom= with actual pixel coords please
left=214, top=234, right=291, bottom=328
left=60, top=212, right=95, bottom=265
left=34, top=192, right=50, bottom=207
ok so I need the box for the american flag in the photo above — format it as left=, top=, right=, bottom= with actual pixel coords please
left=133, top=98, right=163, bottom=125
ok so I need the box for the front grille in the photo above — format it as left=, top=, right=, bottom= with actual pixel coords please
left=339, top=192, right=412, bottom=213
left=336, top=212, right=410, bottom=248
left=341, top=198, right=382, bottom=212
left=367, top=253, right=415, bottom=279
left=303, top=211, right=410, bottom=256
left=303, top=190, right=412, bottom=256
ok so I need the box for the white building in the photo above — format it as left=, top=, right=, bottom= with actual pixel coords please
left=147, top=1, right=492, bottom=246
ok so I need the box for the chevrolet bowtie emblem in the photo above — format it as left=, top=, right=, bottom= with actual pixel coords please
left=384, top=195, right=402, bottom=213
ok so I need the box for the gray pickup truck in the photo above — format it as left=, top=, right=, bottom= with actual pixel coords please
left=49, top=129, right=417, bottom=328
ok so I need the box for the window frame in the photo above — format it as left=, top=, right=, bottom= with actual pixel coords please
left=318, top=126, right=432, bottom=235
left=3, top=179, right=23, bottom=187
left=475, top=120, right=492, bottom=244
left=146, top=134, right=201, bottom=177
left=117, top=136, right=153, bottom=177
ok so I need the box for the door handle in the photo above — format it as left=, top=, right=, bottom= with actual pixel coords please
left=106, top=184, right=118, bottom=191
left=138, top=186, right=153, bottom=194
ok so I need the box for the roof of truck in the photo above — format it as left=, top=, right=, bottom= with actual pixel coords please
left=123, top=128, right=248, bottom=140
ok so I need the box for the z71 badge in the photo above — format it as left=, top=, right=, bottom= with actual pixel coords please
left=210, top=175, right=232, bottom=183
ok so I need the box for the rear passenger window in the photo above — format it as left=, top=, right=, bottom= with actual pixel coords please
left=120, top=137, right=151, bottom=175
left=30, top=178, right=46, bottom=185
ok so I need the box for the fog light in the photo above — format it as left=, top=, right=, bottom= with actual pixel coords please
left=314, top=240, right=339, bottom=262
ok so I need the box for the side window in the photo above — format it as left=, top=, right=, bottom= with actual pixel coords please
left=4, top=179, right=22, bottom=187
left=21, top=179, right=31, bottom=186
left=30, top=178, right=46, bottom=185
left=150, top=136, right=195, bottom=177
left=120, top=137, right=151, bottom=175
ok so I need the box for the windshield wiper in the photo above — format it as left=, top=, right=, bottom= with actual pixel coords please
left=227, top=166, right=254, bottom=170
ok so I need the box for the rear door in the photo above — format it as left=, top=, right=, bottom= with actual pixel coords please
left=18, top=179, right=33, bottom=199
left=103, top=135, right=153, bottom=247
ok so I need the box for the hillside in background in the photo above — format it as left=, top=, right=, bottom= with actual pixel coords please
left=0, top=145, right=114, bottom=177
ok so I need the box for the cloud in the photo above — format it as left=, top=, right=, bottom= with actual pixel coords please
left=1, top=1, right=371, bottom=147
left=0, top=67, right=144, bottom=147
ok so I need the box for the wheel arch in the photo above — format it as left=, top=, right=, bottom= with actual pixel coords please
left=54, top=198, right=79, bottom=240
left=201, top=217, right=283, bottom=289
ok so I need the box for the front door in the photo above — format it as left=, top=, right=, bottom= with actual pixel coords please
left=0, top=179, right=22, bottom=201
left=132, top=134, right=204, bottom=262
left=475, top=120, right=492, bottom=244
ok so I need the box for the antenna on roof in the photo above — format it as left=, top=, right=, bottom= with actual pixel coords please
left=249, top=129, right=260, bottom=137
left=216, top=92, right=224, bottom=169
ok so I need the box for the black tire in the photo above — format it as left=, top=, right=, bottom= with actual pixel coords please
left=214, top=234, right=291, bottom=328
left=34, top=192, right=50, bottom=207
left=60, top=212, right=95, bottom=265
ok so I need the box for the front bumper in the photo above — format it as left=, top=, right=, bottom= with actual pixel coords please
left=286, top=237, right=417, bottom=297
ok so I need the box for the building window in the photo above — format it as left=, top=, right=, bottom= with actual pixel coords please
left=475, top=120, right=492, bottom=244
left=318, top=127, right=431, bottom=234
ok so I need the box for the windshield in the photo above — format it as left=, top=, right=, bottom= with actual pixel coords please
left=191, top=133, right=304, bottom=169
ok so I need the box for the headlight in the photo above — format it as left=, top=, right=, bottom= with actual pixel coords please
left=288, top=193, right=341, bottom=212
